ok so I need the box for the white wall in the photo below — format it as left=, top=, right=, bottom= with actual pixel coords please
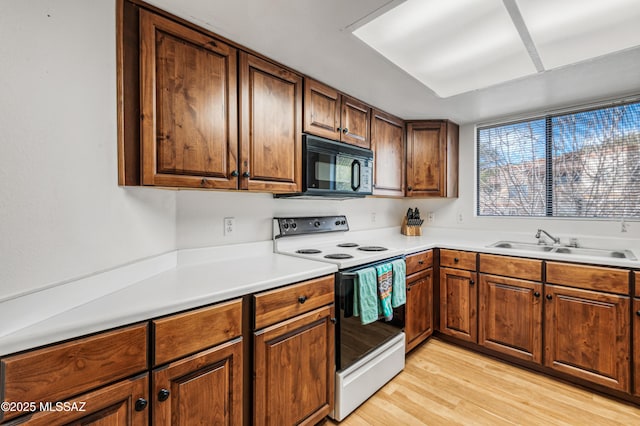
left=177, top=191, right=410, bottom=248
left=414, top=124, right=640, bottom=243
left=0, top=0, right=176, bottom=301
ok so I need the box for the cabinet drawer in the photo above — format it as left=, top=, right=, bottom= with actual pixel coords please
left=254, top=275, right=334, bottom=330
left=0, top=323, right=147, bottom=420
left=479, top=254, right=542, bottom=282
left=153, top=298, right=242, bottom=366
left=406, top=250, right=433, bottom=275
left=440, top=249, right=476, bottom=271
left=546, top=262, right=629, bottom=294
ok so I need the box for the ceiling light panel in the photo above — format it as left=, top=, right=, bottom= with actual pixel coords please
left=353, top=0, right=537, bottom=97
left=517, top=0, right=640, bottom=69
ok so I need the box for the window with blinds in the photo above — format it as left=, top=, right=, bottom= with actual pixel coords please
left=477, top=100, right=640, bottom=218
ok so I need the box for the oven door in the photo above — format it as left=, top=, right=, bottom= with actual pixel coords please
left=335, top=262, right=404, bottom=371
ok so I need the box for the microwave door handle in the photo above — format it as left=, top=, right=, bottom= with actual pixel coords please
left=351, top=160, right=361, bottom=191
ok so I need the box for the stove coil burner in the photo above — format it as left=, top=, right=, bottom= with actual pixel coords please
left=324, top=253, right=354, bottom=259
left=296, top=249, right=322, bottom=254
left=337, top=243, right=359, bottom=248
left=357, top=246, right=388, bottom=252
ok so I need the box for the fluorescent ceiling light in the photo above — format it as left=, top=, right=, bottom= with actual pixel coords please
left=516, top=0, right=640, bottom=69
left=353, top=0, right=537, bottom=98
left=353, top=0, right=640, bottom=98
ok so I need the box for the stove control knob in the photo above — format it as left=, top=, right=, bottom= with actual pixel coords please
left=335, top=220, right=341, bottom=225
left=283, top=223, right=289, bottom=230
left=314, top=221, right=321, bottom=228
left=291, top=223, right=297, bottom=229
left=340, top=220, right=346, bottom=225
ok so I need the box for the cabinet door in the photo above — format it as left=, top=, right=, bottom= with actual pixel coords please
left=340, top=95, right=371, bottom=148
left=405, top=268, right=433, bottom=352
left=439, top=267, right=477, bottom=342
left=303, top=78, right=341, bottom=140
left=544, top=285, right=630, bottom=392
left=254, top=306, right=335, bottom=426
left=12, top=374, right=149, bottom=425
left=140, top=10, right=238, bottom=188
left=479, top=274, right=542, bottom=363
left=406, top=121, right=445, bottom=196
left=371, top=109, right=405, bottom=196
left=239, top=53, right=302, bottom=192
left=153, top=338, right=243, bottom=425
left=634, top=299, right=640, bottom=396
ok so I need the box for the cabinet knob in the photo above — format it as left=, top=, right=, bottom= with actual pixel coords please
left=342, top=127, right=348, bottom=134
left=407, top=186, right=413, bottom=191
left=454, top=257, right=459, bottom=263
left=636, top=310, right=640, bottom=317
left=298, top=296, right=307, bottom=304
left=337, top=127, right=342, bottom=132
left=242, top=171, right=250, bottom=178
left=134, top=398, right=148, bottom=412
left=469, top=279, right=474, bottom=286
left=418, top=260, right=424, bottom=265
left=158, top=389, right=170, bottom=402
left=546, top=294, right=553, bottom=300
left=230, top=170, right=239, bottom=177
left=330, top=317, right=337, bottom=324
left=200, top=178, right=207, bottom=186
left=534, top=291, right=540, bottom=298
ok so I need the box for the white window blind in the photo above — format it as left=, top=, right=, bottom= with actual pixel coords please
left=477, top=100, right=640, bottom=218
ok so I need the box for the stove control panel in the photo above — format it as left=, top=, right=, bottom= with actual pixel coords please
left=274, top=216, right=349, bottom=237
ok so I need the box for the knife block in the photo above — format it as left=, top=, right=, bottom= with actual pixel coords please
left=401, top=216, right=422, bottom=236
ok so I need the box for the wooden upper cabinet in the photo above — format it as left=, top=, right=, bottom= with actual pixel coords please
left=303, top=78, right=371, bottom=148
left=239, top=53, right=302, bottom=193
left=303, top=78, right=341, bottom=140
left=371, top=109, right=405, bottom=196
left=139, top=10, right=238, bottom=189
left=406, top=120, right=459, bottom=197
left=341, top=95, right=371, bottom=148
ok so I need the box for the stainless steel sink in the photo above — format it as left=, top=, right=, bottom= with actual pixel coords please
left=489, top=241, right=637, bottom=260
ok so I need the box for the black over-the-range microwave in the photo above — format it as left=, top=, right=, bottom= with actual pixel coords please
left=276, top=134, right=373, bottom=198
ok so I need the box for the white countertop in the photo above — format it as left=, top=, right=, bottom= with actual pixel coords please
left=1, top=227, right=638, bottom=357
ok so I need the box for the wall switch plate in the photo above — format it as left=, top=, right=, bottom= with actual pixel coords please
left=371, top=212, right=377, bottom=223
left=224, top=217, right=235, bottom=236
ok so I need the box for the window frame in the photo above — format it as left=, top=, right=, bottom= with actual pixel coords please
left=476, top=97, right=640, bottom=219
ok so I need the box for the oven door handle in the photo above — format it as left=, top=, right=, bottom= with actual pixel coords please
left=351, top=160, right=361, bottom=191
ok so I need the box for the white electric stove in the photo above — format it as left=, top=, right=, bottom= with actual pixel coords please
left=273, top=215, right=406, bottom=421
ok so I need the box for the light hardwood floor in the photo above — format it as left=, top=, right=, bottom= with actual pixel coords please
left=329, top=338, right=640, bottom=425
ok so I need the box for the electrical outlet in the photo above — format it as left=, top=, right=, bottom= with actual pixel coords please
left=371, top=212, right=377, bottom=223
left=621, top=220, right=628, bottom=233
left=456, top=210, right=464, bottom=224
left=427, top=212, right=435, bottom=224
left=224, top=217, right=235, bottom=236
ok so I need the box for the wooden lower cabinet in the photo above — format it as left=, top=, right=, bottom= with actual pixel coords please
left=479, top=274, right=542, bottom=363
left=8, top=374, right=149, bottom=426
left=152, top=338, right=243, bottom=425
left=544, top=284, right=630, bottom=392
left=439, top=267, right=477, bottom=342
left=405, top=268, right=433, bottom=352
left=254, top=306, right=335, bottom=425
left=634, top=298, right=640, bottom=397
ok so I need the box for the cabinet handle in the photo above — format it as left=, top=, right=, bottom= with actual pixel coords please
left=242, top=171, right=250, bottom=178
left=230, top=170, right=239, bottom=177
left=636, top=310, right=640, bottom=317
left=407, top=287, right=411, bottom=292
left=469, top=279, right=474, bottom=286
left=298, top=296, right=307, bottom=304
left=337, top=127, right=342, bottom=132
left=330, top=317, right=337, bottom=324
left=546, top=294, right=553, bottom=300
left=158, top=389, right=170, bottom=402
left=407, top=186, right=413, bottom=191
left=200, top=178, right=207, bottom=186
left=134, top=398, right=148, bottom=412
left=342, top=127, right=349, bottom=134
left=534, top=291, right=540, bottom=298
left=454, top=257, right=459, bottom=263
left=418, top=260, right=424, bottom=265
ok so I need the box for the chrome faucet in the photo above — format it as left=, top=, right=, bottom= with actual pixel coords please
left=535, top=229, right=560, bottom=245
